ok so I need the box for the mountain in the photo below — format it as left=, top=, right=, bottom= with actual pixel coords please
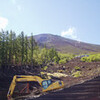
left=34, top=34, right=100, bottom=54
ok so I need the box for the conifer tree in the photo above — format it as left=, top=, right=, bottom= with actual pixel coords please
left=24, top=36, right=28, bottom=65
left=5, top=31, right=9, bottom=67
left=21, top=31, right=24, bottom=65
left=8, top=30, right=13, bottom=66
left=1, top=30, right=6, bottom=70
left=30, top=33, right=34, bottom=67
left=0, top=32, right=2, bottom=68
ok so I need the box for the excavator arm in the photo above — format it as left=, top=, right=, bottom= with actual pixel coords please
left=7, top=76, right=17, bottom=99
left=7, top=75, right=44, bottom=99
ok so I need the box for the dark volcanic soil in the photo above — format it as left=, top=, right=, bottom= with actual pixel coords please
left=27, top=76, right=100, bottom=100
left=0, top=58, right=100, bottom=100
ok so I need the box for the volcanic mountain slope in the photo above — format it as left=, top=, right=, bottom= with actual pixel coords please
left=34, top=34, right=100, bottom=54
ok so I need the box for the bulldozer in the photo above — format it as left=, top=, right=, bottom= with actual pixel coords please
left=7, top=75, right=64, bottom=100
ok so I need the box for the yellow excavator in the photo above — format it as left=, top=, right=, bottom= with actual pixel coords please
left=7, top=75, right=64, bottom=100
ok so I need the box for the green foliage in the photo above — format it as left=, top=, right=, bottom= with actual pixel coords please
left=0, top=30, right=37, bottom=69
left=0, top=30, right=78, bottom=71
left=72, top=71, right=82, bottom=77
left=57, top=70, right=64, bottom=73
left=33, top=48, right=49, bottom=65
left=74, top=66, right=80, bottom=70
left=48, top=48, right=60, bottom=63
left=43, top=66, right=48, bottom=70
left=59, top=58, right=67, bottom=64
left=33, top=46, right=75, bottom=66
left=81, top=54, right=100, bottom=62
left=33, top=47, right=60, bottom=66
left=58, top=53, right=75, bottom=64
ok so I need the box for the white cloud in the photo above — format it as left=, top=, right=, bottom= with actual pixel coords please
left=61, top=27, right=78, bottom=39
left=0, top=17, right=8, bottom=30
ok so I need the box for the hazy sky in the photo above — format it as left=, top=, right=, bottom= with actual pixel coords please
left=0, top=0, right=100, bottom=44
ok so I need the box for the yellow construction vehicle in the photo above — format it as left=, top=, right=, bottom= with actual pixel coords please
left=7, top=75, right=64, bottom=100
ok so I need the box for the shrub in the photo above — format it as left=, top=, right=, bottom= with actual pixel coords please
left=81, top=54, right=100, bottom=62
left=58, top=53, right=75, bottom=61
left=43, top=66, right=48, bottom=70
left=74, top=66, right=80, bottom=70
left=59, top=58, right=67, bottom=64
left=53, top=56, right=60, bottom=64
left=57, top=70, right=64, bottom=73
left=72, top=71, right=82, bottom=77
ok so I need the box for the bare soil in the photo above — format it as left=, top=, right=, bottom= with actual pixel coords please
left=47, top=58, right=100, bottom=87
left=0, top=58, right=100, bottom=100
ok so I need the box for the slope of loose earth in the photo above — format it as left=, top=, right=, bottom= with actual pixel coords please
left=34, top=34, right=100, bottom=53
left=3, top=58, right=100, bottom=100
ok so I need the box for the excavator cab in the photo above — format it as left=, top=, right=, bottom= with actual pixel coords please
left=42, top=79, right=52, bottom=89
left=42, top=79, right=64, bottom=92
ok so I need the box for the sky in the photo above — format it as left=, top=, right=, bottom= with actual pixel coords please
left=0, top=0, right=100, bottom=44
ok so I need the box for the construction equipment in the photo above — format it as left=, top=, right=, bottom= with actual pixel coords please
left=7, top=75, right=64, bottom=100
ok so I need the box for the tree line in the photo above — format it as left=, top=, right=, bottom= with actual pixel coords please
left=0, top=30, right=61, bottom=70
left=0, top=30, right=37, bottom=70
left=0, top=30, right=75, bottom=72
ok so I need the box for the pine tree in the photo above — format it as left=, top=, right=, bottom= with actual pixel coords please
left=16, top=35, right=22, bottom=66
left=12, top=32, right=17, bottom=65
left=30, top=33, right=34, bottom=67
left=8, top=30, right=13, bottom=66
left=21, top=31, right=24, bottom=65
left=49, top=48, right=60, bottom=63
left=1, top=30, right=6, bottom=70
left=5, top=31, right=9, bottom=67
left=24, top=36, right=28, bottom=65
left=0, top=31, right=2, bottom=68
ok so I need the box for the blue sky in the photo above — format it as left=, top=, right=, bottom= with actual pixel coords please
left=0, top=0, right=100, bottom=44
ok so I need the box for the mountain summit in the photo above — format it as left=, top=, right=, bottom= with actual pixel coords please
left=34, top=34, right=100, bottom=54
